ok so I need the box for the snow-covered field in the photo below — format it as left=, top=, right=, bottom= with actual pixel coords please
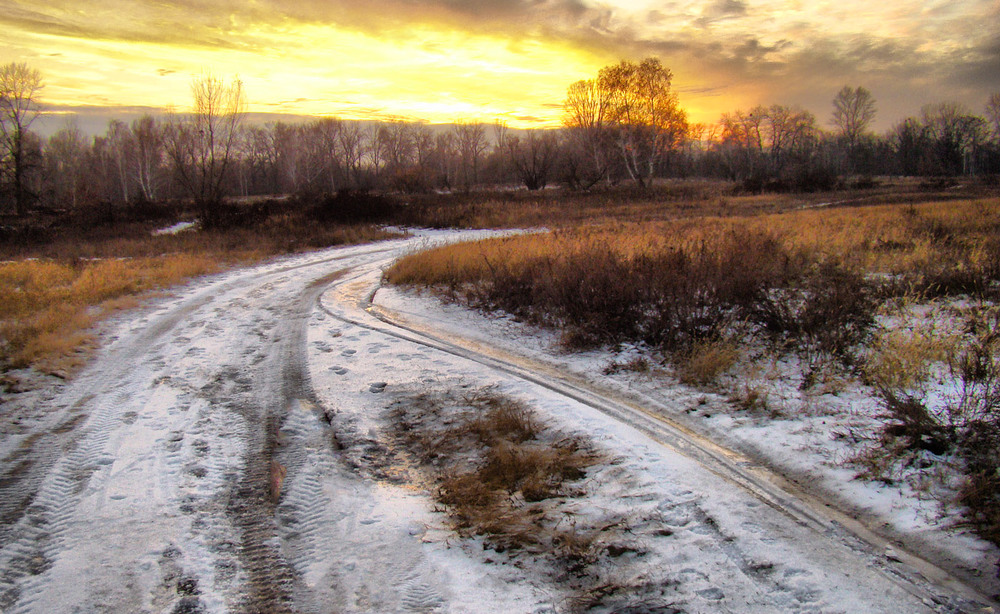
left=0, top=231, right=996, bottom=613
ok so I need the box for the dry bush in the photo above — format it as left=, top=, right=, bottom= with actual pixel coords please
left=602, top=356, right=651, bottom=376
left=676, top=338, right=739, bottom=386
left=756, top=261, right=877, bottom=367
left=859, top=307, right=1000, bottom=560
left=388, top=222, right=877, bottom=364
left=864, top=318, right=955, bottom=393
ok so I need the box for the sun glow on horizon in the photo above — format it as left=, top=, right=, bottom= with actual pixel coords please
left=4, top=0, right=994, bottom=134
left=9, top=19, right=625, bottom=129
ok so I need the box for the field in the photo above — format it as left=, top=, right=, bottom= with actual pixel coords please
left=385, top=187, right=1000, bottom=561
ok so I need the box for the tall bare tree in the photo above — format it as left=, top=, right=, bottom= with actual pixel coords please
left=986, top=93, right=1000, bottom=146
left=453, top=121, right=488, bottom=191
left=562, top=77, right=614, bottom=187
left=0, top=62, right=44, bottom=215
left=105, top=120, right=134, bottom=204
left=44, top=123, right=88, bottom=209
left=505, top=130, right=560, bottom=190
left=131, top=115, right=164, bottom=201
left=831, top=86, right=876, bottom=154
left=165, top=74, right=246, bottom=224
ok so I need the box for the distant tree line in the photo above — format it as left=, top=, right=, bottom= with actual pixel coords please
left=3, top=59, right=1000, bottom=220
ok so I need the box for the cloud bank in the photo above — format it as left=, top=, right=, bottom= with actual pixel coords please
left=1, top=0, right=996, bottom=128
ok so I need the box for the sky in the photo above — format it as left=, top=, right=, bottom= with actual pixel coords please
left=2, top=0, right=997, bottom=134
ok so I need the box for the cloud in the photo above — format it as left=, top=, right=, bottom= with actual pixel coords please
left=696, top=0, right=748, bottom=27
left=5, top=0, right=998, bottom=129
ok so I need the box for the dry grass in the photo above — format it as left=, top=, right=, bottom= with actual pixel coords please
left=387, top=198, right=999, bottom=359
left=389, top=388, right=601, bottom=558
left=0, top=204, right=401, bottom=375
left=391, top=177, right=994, bottom=230
left=677, top=338, right=740, bottom=386
left=386, top=192, right=1000, bottom=557
left=863, top=311, right=957, bottom=393
left=0, top=255, right=220, bottom=374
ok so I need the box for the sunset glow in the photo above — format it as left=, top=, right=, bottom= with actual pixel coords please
left=2, top=0, right=996, bottom=131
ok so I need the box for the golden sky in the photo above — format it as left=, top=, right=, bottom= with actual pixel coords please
left=2, top=0, right=997, bottom=131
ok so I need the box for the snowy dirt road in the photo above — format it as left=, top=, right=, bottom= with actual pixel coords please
left=0, top=232, right=995, bottom=613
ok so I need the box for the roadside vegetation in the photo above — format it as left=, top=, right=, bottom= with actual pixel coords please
left=388, top=387, right=659, bottom=610
left=385, top=196, right=1000, bottom=563
left=0, top=199, right=399, bottom=376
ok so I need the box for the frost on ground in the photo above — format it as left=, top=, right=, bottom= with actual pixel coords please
left=0, top=233, right=994, bottom=613
left=376, top=282, right=1000, bottom=606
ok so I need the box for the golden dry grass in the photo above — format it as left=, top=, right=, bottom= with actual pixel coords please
left=390, top=389, right=599, bottom=554
left=387, top=198, right=1000, bottom=289
left=1, top=212, right=401, bottom=375
left=0, top=255, right=219, bottom=373
left=677, top=338, right=741, bottom=386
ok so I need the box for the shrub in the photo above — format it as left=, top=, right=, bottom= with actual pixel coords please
left=757, top=261, right=877, bottom=365
left=676, top=338, right=739, bottom=386
left=306, top=190, right=400, bottom=224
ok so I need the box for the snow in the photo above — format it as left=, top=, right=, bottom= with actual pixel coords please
left=0, top=230, right=995, bottom=613
left=374, top=280, right=1000, bottom=605
left=152, top=220, right=197, bottom=235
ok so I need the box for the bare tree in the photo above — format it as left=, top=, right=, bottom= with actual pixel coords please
left=338, top=122, right=366, bottom=189
left=434, top=132, right=457, bottom=189
left=315, top=118, right=343, bottom=193
left=238, top=124, right=278, bottom=195
left=0, top=62, right=44, bottom=215
left=506, top=130, right=560, bottom=190
left=105, top=120, right=134, bottom=204
left=831, top=86, right=876, bottom=152
left=44, top=123, right=88, bottom=209
left=922, top=102, right=988, bottom=175
left=764, top=105, right=818, bottom=172
left=453, top=121, right=488, bottom=191
left=165, top=74, right=246, bottom=225
left=131, top=115, right=164, bottom=201
left=562, top=77, right=614, bottom=187
left=986, top=93, right=1000, bottom=146
left=718, top=107, right=767, bottom=180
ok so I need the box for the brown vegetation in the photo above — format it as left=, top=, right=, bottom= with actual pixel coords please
left=386, top=193, right=1000, bottom=560
left=0, top=200, right=400, bottom=375
left=389, top=389, right=600, bottom=555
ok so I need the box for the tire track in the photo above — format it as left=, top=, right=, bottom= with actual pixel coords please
left=0, top=246, right=395, bottom=613
left=313, top=267, right=996, bottom=612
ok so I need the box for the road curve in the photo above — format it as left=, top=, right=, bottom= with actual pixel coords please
left=0, top=232, right=994, bottom=613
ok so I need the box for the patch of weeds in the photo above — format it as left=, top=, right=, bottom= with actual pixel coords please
left=863, top=316, right=955, bottom=394
left=858, top=306, right=1000, bottom=567
left=731, top=385, right=770, bottom=415
left=758, top=261, right=877, bottom=369
left=676, top=338, right=739, bottom=386
left=602, top=356, right=651, bottom=376
left=387, top=386, right=669, bottom=604
left=388, top=388, right=601, bottom=554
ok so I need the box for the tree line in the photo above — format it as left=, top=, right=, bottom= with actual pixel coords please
left=3, top=59, right=1000, bottom=221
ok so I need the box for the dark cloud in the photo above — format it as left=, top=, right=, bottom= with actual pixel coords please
left=696, top=0, right=748, bottom=28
